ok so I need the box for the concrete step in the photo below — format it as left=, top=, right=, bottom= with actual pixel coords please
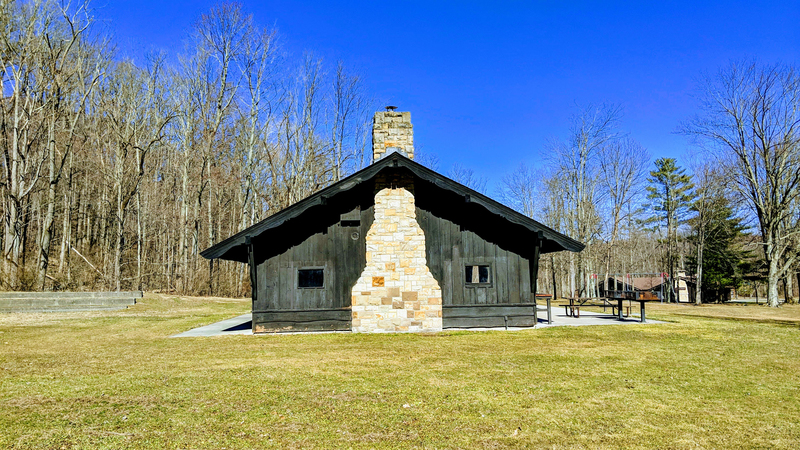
left=0, top=305, right=130, bottom=313
left=0, top=291, right=142, bottom=313
left=0, top=291, right=142, bottom=299
left=0, top=297, right=136, bottom=308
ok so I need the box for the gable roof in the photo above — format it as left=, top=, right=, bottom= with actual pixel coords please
left=201, top=153, right=584, bottom=262
left=603, top=276, right=666, bottom=291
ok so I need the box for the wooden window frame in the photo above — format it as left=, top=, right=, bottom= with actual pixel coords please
left=297, top=267, right=325, bottom=289
left=464, top=263, right=494, bottom=288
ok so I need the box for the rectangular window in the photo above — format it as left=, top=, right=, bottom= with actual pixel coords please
left=298, top=268, right=324, bottom=288
left=465, top=265, right=491, bottom=285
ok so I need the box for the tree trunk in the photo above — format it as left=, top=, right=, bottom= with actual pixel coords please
left=782, top=277, right=790, bottom=304
left=179, top=159, right=189, bottom=293
left=114, top=209, right=123, bottom=292
left=795, top=271, right=800, bottom=303
left=695, top=230, right=703, bottom=305
left=767, top=253, right=781, bottom=307
left=58, top=191, right=70, bottom=275
left=136, top=191, right=143, bottom=291
left=569, top=251, right=576, bottom=298
left=37, top=120, right=58, bottom=290
left=2, top=198, right=22, bottom=288
left=3, top=79, right=27, bottom=289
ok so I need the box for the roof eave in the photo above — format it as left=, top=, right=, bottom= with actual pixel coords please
left=201, top=153, right=585, bottom=260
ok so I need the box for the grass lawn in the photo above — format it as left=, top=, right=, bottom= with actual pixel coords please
left=1, top=294, right=799, bottom=449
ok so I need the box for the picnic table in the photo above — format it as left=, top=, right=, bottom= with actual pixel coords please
left=563, top=297, right=619, bottom=317
left=563, top=297, right=655, bottom=323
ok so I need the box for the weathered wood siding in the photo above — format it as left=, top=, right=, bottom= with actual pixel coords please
left=252, top=309, right=353, bottom=333
left=416, top=205, right=537, bottom=329
left=416, top=207, right=533, bottom=306
left=442, top=304, right=538, bottom=328
left=252, top=205, right=374, bottom=332
left=250, top=174, right=540, bottom=332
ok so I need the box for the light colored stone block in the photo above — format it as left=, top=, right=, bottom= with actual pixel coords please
left=351, top=186, right=442, bottom=333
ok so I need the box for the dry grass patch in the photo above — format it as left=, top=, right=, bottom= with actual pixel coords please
left=1, top=294, right=798, bottom=449
left=648, top=301, right=800, bottom=325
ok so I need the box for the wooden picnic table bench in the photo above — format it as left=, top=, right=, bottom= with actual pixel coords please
left=563, top=297, right=643, bottom=321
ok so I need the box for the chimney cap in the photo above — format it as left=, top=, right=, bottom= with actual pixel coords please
left=385, top=105, right=398, bottom=111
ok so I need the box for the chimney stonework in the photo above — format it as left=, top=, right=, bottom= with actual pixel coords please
left=351, top=156, right=442, bottom=333
left=350, top=173, right=442, bottom=333
left=352, top=110, right=440, bottom=333
left=372, top=110, right=414, bottom=162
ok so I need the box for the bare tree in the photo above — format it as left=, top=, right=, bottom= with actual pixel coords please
left=0, top=0, right=104, bottom=289
left=499, top=163, right=540, bottom=217
left=236, top=21, right=277, bottom=228
left=1, top=0, right=52, bottom=287
left=329, top=62, right=371, bottom=179
left=101, top=57, right=173, bottom=290
left=36, top=1, right=105, bottom=289
left=171, top=2, right=249, bottom=292
left=684, top=61, right=800, bottom=307
left=550, top=103, right=622, bottom=297
left=0, top=1, right=383, bottom=296
left=540, top=173, right=569, bottom=297
left=269, top=53, right=332, bottom=210
left=689, top=163, right=725, bottom=304
left=413, top=145, right=440, bottom=171
left=597, top=137, right=649, bottom=295
left=447, top=163, right=488, bottom=193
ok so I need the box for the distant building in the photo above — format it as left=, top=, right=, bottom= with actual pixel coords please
left=678, top=271, right=734, bottom=303
left=676, top=271, right=690, bottom=302
left=202, top=110, right=583, bottom=333
left=598, top=275, right=668, bottom=301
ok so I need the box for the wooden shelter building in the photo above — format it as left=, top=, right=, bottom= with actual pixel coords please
left=201, top=110, right=583, bottom=333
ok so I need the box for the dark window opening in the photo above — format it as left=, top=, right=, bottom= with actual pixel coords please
left=340, top=220, right=361, bottom=227
left=465, top=265, right=491, bottom=285
left=298, top=269, right=324, bottom=288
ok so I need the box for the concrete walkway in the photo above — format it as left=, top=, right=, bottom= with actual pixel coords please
left=171, top=308, right=664, bottom=337
left=171, top=313, right=253, bottom=337
left=534, top=309, right=665, bottom=328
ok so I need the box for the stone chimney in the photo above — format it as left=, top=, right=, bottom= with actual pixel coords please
left=351, top=108, right=442, bottom=333
left=372, top=108, right=414, bottom=162
left=350, top=186, right=442, bottom=333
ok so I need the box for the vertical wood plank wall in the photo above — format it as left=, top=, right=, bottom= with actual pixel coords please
left=250, top=185, right=541, bottom=331
left=252, top=206, right=374, bottom=331
left=416, top=208, right=533, bottom=306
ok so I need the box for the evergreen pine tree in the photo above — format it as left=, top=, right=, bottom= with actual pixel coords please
left=644, top=158, right=695, bottom=302
left=687, top=195, right=750, bottom=302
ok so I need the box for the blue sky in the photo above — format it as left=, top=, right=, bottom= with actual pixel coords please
left=98, top=0, right=799, bottom=191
